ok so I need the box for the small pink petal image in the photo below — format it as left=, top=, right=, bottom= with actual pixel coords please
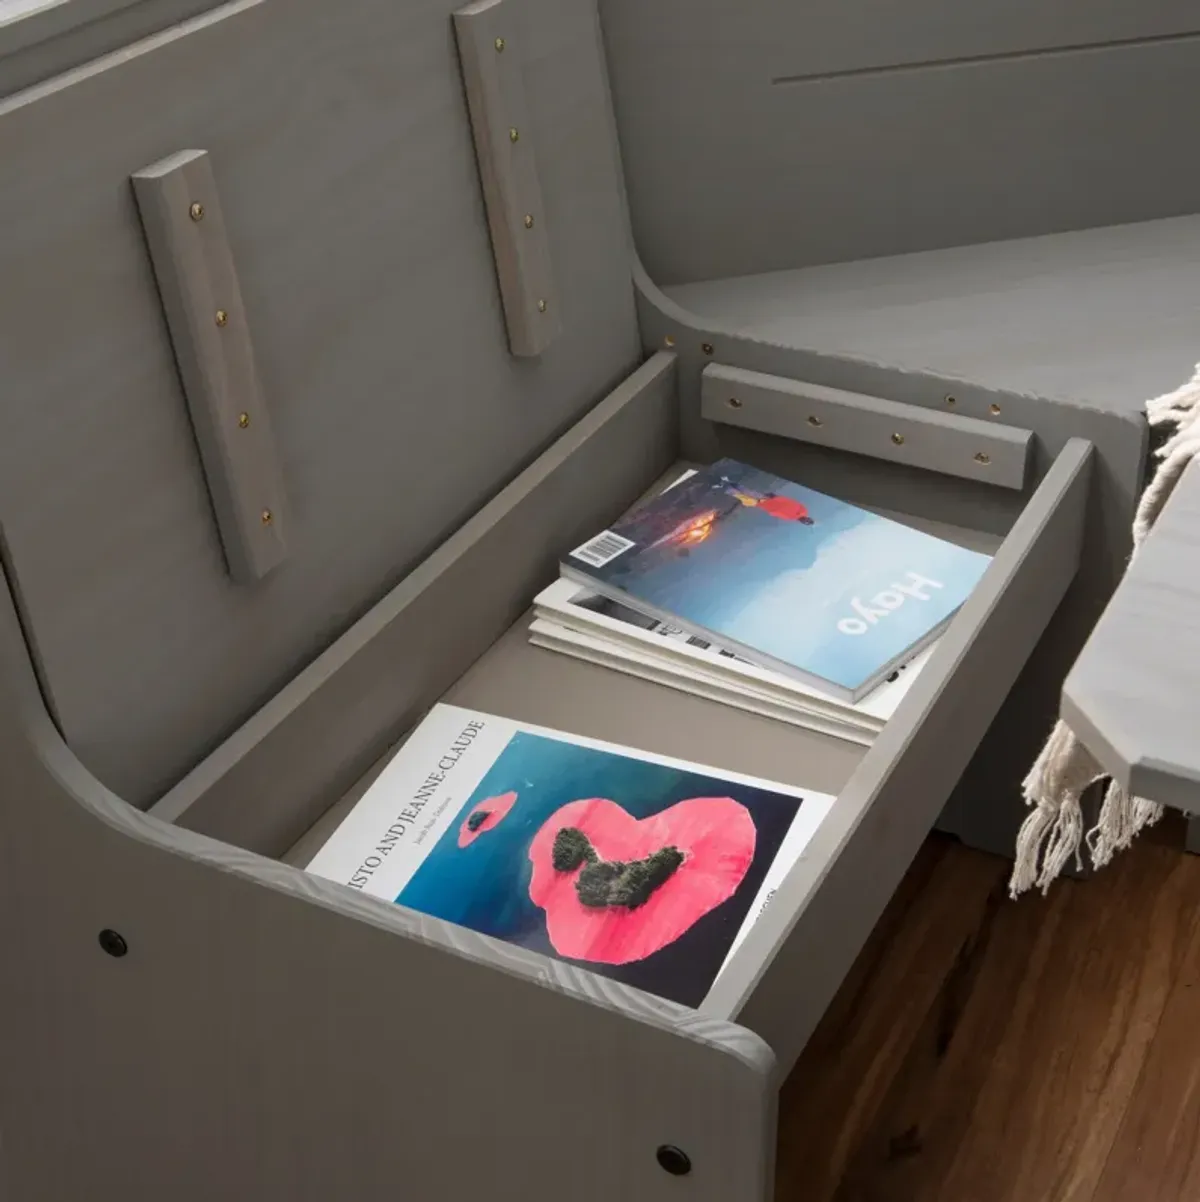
left=527, top=796, right=756, bottom=965
left=457, top=791, right=518, bottom=848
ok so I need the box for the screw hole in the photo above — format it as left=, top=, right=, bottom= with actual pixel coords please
left=701, top=342, right=714, bottom=355
left=989, top=403, right=1001, bottom=416
left=944, top=394, right=956, bottom=407
left=974, top=451, right=991, bottom=465
left=663, top=334, right=676, bottom=348
left=727, top=397, right=743, bottom=409
left=891, top=432, right=905, bottom=446
left=807, top=415, right=822, bottom=427
left=188, top=202, right=204, bottom=221
left=656, top=1146, right=692, bottom=1176
left=98, top=929, right=128, bottom=958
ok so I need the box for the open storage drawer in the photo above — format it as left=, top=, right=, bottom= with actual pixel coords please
left=0, top=350, right=1091, bottom=1200
left=253, top=349, right=1091, bottom=1060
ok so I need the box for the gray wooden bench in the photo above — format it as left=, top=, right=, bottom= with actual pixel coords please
left=1, top=2, right=1193, bottom=1199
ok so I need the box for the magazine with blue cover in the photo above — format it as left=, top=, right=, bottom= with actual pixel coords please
left=561, top=458, right=993, bottom=701
left=303, top=704, right=835, bottom=1009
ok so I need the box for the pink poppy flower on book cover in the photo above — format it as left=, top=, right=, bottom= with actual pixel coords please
left=304, top=703, right=834, bottom=1008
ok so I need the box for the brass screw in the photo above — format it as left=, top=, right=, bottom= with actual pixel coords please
left=509, top=127, right=520, bottom=143
left=945, top=394, right=957, bottom=407
left=974, top=451, right=991, bottom=465
left=494, top=36, right=505, bottom=51
left=537, top=298, right=547, bottom=313
left=189, top=202, right=204, bottom=221
left=807, top=415, right=822, bottom=427
left=261, top=509, right=273, bottom=526
left=727, top=397, right=743, bottom=409
left=238, top=413, right=250, bottom=429
left=989, top=402, right=1001, bottom=416
left=701, top=342, right=714, bottom=355
left=663, top=334, right=676, bottom=348
left=891, top=432, right=905, bottom=446
left=215, top=309, right=228, bottom=327
left=523, top=214, right=534, bottom=229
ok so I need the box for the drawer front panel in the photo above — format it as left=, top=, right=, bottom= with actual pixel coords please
left=701, top=363, right=1033, bottom=490
left=706, top=438, right=1093, bottom=1069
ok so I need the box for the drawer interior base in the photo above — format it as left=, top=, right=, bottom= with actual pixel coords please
left=147, top=353, right=1090, bottom=1076
left=284, top=458, right=1005, bottom=875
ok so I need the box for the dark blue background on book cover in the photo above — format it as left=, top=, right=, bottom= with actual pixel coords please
left=398, top=730, right=802, bottom=1008
left=571, top=458, right=992, bottom=690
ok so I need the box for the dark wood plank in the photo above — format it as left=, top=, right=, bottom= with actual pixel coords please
left=879, top=840, right=1182, bottom=1202
left=1091, top=858, right=1200, bottom=1201
left=774, top=839, right=1006, bottom=1200
left=777, top=817, right=1200, bottom=1202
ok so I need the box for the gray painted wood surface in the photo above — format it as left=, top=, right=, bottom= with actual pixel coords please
left=0, top=0, right=224, bottom=95
left=0, top=0, right=138, bottom=52
left=454, top=0, right=562, bottom=357
left=1062, top=458, right=1200, bottom=813
left=0, top=3, right=1162, bottom=1196
left=599, top=1, right=1200, bottom=283
left=292, top=435, right=1086, bottom=1072
left=714, top=440, right=1094, bottom=1071
left=667, top=216, right=1200, bottom=419
left=152, top=351, right=678, bottom=856
left=0, top=0, right=59, bottom=23
left=277, top=440, right=1036, bottom=1069
left=632, top=256, right=1148, bottom=865
left=283, top=459, right=1010, bottom=873
left=132, top=148, right=288, bottom=583
left=0, top=541, right=777, bottom=1202
left=702, top=363, right=1032, bottom=491
left=0, top=0, right=640, bottom=807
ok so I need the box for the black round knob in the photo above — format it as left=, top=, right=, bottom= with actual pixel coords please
left=98, top=929, right=128, bottom=958
left=656, top=1145, right=692, bottom=1176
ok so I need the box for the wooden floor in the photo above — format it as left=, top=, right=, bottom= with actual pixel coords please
left=777, top=812, right=1200, bottom=1202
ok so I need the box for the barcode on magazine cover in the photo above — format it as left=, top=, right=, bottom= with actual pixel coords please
left=686, top=635, right=711, bottom=650
left=570, top=530, right=635, bottom=568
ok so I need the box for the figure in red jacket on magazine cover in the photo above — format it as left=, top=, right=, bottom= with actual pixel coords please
left=712, top=474, right=816, bottom=524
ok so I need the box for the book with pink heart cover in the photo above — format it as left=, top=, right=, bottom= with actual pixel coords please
left=304, top=703, right=836, bottom=1008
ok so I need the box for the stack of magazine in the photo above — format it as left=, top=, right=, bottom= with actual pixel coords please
left=532, top=459, right=995, bottom=746
left=300, top=462, right=994, bottom=1008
